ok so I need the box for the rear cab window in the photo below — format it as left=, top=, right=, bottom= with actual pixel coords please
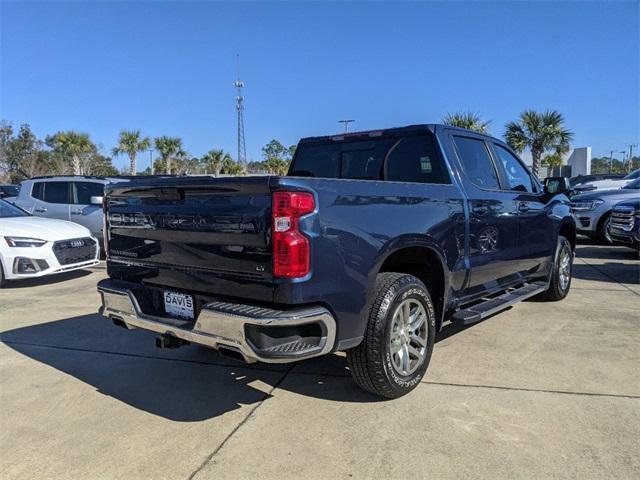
left=289, top=131, right=450, bottom=184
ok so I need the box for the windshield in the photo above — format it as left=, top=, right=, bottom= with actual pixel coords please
left=623, top=178, right=640, bottom=189
left=0, top=199, right=29, bottom=218
left=624, top=169, right=640, bottom=180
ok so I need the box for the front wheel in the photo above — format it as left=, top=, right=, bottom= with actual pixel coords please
left=597, top=212, right=613, bottom=244
left=347, top=273, right=436, bottom=398
left=540, top=235, right=573, bottom=301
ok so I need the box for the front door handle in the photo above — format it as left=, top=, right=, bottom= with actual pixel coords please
left=34, top=207, right=47, bottom=213
left=518, top=202, right=530, bottom=213
left=472, top=205, right=489, bottom=215
left=71, top=209, right=83, bottom=215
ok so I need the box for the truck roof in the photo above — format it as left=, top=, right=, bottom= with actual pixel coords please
left=297, top=123, right=491, bottom=146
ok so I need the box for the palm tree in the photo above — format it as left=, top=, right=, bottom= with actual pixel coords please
left=46, top=131, right=95, bottom=175
left=222, top=156, right=245, bottom=176
left=154, top=136, right=184, bottom=174
left=112, top=130, right=150, bottom=175
left=202, top=149, right=231, bottom=176
left=442, top=112, right=490, bottom=133
left=504, top=110, right=573, bottom=178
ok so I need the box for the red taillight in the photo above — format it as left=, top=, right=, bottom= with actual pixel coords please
left=272, top=191, right=315, bottom=278
left=102, top=196, right=109, bottom=256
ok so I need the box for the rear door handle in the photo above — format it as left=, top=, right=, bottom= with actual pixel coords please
left=518, top=203, right=530, bottom=213
left=35, top=207, right=47, bottom=213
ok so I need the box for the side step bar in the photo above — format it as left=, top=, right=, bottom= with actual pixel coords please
left=452, top=282, right=547, bottom=325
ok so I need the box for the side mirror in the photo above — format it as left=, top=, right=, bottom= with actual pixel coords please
left=544, top=177, right=570, bottom=195
left=90, top=195, right=104, bottom=205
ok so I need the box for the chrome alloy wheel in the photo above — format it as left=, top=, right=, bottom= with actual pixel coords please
left=558, top=246, right=572, bottom=291
left=389, top=299, right=428, bottom=376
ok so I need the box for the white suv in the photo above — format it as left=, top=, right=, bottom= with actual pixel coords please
left=11, top=176, right=109, bottom=248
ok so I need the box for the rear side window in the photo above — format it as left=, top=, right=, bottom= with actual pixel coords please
left=493, top=145, right=535, bottom=193
left=385, top=136, right=450, bottom=184
left=452, top=136, right=500, bottom=190
left=43, top=181, right=70, bottom=204
left=73, top=182, right=104, bottom=204
left=32, top=182, right=44, bottom=200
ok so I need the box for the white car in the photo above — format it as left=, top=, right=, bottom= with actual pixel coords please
left=0, top=199, right=100, bottom=287
left=575, top=168, right=640, bottom=193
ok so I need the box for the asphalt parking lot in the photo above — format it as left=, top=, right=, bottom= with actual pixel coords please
left=1, top=241, right=638, bottom=479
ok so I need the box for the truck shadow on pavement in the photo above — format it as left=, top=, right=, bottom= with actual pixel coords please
left=1, top=313, right=476, bottom=421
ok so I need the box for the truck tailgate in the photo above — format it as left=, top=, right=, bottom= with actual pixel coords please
left=105, top=176, right=273, bottom=302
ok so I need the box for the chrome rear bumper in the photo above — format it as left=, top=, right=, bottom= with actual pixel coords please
left=97, top=280, right=336, bottom=364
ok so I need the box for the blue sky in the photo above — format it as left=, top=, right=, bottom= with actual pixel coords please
left=1, top=1, right=638, bottom=170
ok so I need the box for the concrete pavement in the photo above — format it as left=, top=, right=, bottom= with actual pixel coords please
left=1, top=241, right=638, bottom=479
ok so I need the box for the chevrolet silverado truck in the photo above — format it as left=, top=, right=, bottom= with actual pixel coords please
left=98, top=124, right=576, bottom=398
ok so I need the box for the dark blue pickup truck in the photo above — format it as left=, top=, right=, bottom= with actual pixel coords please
left=98, top=124, right=576, bottom=398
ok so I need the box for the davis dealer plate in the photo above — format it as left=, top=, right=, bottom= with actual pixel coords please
left=164, top=291, right=194, bottom=319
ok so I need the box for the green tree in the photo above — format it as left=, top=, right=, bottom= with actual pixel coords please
left=112, top=130, right=151, bottom=175
left=504, top=110, right=573, bottom=178
left=45, top=131, right=96, bottom=175
left=86, top=154, right=119, bottom=176
left=154, top=136, right=184, bottom=174
left=442, top=111, right=491, bottom=133
left=262, top=139, right=295, bottom=175
left=202, top=149, right=232, bottom=176
left=221, top=157, right=245, bottom=176
left=542, top=152, right=563, bottom=169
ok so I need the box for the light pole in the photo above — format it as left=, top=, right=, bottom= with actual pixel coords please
left=338, top=119, right=355, bottom=133
left=609, top=150, right=614, bottom=173
left=149, top=149, right=154, bottom=175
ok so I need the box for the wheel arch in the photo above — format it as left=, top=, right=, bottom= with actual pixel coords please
left=375, top=240, right=449, bottom=331
left=558, top=219, right=576, bottom=251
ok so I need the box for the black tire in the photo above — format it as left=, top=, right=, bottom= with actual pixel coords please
left=540, top=235, right=573, bottom=301
left=597, top=212, right=612, bottom=244
left=346, top=273, right=436, bottom=398
left=0, top=262, right=6, bottom=288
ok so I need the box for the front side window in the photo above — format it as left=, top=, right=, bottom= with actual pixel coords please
left=385, top=136, right=450, bottom=184
left=73, top=182, right=104, bottom=204
left=493, top=145, right=534, bottom=193
left=452, top=136, right=500, bottom=190
left=43, top=182, right=70, bottom=204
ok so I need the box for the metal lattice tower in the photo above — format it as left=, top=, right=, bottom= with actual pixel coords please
left=234, top=55, right=247, bottom=164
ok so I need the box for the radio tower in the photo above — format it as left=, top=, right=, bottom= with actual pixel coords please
left=234, top=55, right=247, bottom=164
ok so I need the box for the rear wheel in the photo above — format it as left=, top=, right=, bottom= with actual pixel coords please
left=541, top=235, right=573, bottom=301
left=347, top=273, right=435, bottom=398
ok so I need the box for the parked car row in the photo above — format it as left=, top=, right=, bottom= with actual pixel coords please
left=570, top=168, right=640, bottom=193
left=570, top=178, right=640, bottom=247
left=6, top=176, right=109, bottom=248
